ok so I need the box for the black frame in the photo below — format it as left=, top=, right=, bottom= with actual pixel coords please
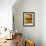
left=23, top=12, right=35, bottom=27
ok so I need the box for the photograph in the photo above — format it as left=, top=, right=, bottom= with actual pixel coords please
left=23, top=12, right=35, bottom=27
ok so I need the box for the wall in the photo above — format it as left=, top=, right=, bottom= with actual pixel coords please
left=13, top=0, right=41, bottom=46
left=41, top=0, right=46, bottom=46
left=0, top=0, right=17, bottom=38
left=0, top=0, right=17, bottom=30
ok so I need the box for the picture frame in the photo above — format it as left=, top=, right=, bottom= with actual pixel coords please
left=23, top=12, right=35, bottom=27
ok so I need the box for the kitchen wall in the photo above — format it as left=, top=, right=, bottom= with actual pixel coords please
left=13, top=0, right=41, bottom=46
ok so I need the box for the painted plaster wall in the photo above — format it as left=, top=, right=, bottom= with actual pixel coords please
left=13, top=0, right=41, bottom=46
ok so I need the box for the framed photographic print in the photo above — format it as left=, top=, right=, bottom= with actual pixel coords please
left=23, top=12, right=35, bottom=27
